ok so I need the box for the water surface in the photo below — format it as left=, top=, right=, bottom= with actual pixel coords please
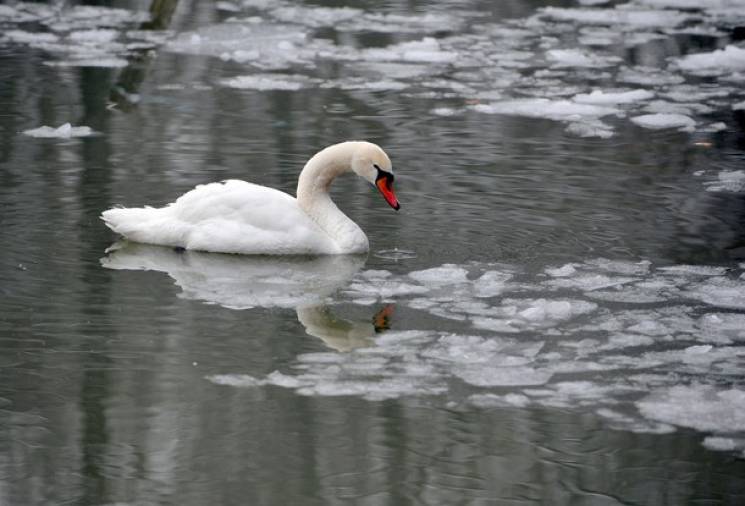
left=2, top=0, right=745, bottom=504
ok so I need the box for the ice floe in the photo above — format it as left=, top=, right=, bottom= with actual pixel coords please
left=22, top=123, right=94, bottom=138
left=704, top=170, right=745, bottom=193
left=675, top=45, right=745, bottom=74
left=631, top=113, right=696, bottom=131
left=198, top=256, right=745, bottom=454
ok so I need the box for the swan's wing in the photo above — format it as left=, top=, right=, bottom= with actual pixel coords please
left=104, top=180, right=338, bottom=255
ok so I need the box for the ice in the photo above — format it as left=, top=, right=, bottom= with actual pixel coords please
left=3, top=30, right=60, bottom=44
left=362, top=38, right=458, bottom=63
left=538, top=7, right=691, bottom=28
left=546, top=264, right=578, bottom=277
left=220, top=74, right=316, bottom=90
left=675, top=45, right=745, bottom=74
left=659, top=265, right=728, bottom=276
left=456, top=366, right=552, bottom=387
left=702, top=437, right=745, bottom=453
left=202, top=257, right=745, bottom=454
left=45, top=58, right=129, bottom=68
left=546, top=49, right=621, bottom=68
left=22, top=123, right=94, bottom=138
left=618, top=68, right=685, bottom=88
left=269, top=6, right=362, bottom=27
left=473, top=99, right=620, bottom=122
left=699, top=313, right=745, bottom=342
left=637, top=385, right=745, bottom=432
left=469, top=393, right=532, bottom=408
left=704, top=170, right=745, bottom=193
left=408, top=265, right=469, bottom=286
left=207, top=374, right=264, bottom=387
left=69, top=29, right=119, bottom=43
left=573, top=89, right=654, bottom=105
left=565, top=119, right=615, bottom=139
left=685, top=277, right=745, bottom=309
left=663, top=85, right=732, bottom=103
left=734, top=101, right=745, bottom=111
left=630, top=113, right=695, bottom=130
left=547, top=273, right=637, bottom=291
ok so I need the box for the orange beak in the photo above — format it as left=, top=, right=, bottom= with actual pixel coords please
left=375, top=171, right=400, bottom=210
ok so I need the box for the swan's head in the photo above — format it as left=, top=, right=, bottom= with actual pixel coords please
left=350, top=142, right=400, bottom=211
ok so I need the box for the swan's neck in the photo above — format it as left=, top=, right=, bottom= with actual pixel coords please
left=296, top=142, right=368, bottom=253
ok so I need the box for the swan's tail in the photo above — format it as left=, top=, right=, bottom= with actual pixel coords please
left=101, top=206, right=185, bottom=247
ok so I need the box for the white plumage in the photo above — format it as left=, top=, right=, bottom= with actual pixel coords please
left=101, top=141, right=400, bottom=255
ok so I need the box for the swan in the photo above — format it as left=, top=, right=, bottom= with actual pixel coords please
left=101, top=141, right=400, bottom=255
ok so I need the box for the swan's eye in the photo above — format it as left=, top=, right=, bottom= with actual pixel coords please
left=373, top=164, right=381, bottom=171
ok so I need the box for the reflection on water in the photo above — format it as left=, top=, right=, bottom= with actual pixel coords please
left=102, top=242, right=387, bottom=350
left=1, top=0, right=745, bottom=503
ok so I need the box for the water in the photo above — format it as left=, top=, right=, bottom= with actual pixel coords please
left=2, top=0, right=745, bottom=504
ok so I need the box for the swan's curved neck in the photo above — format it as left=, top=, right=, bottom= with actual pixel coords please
left=296, top=142, right=368, bottom=253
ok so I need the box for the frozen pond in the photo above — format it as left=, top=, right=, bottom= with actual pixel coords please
left=2, top=0, right=745, bottom=504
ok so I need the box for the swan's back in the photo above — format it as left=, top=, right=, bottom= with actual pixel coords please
left=102, top=180, right=339, bottom=255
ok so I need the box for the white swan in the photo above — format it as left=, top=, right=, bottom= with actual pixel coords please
left=101, top=141, right=400, bottom=255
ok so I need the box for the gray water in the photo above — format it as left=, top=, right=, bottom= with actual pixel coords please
left=2, top=0, right=745, bottom=504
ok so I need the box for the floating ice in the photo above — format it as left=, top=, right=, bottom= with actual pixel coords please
left=362, top=37, right=458, bottom=63
left=675, top=45, right=745, bottom=74
left=705, top=170, right=745, bottom=193
left=22, top=123, right=94, bottom=138
left=685, top=277, right=745, bottom=309
left=220, top=74, right=317, bottom=90
left=408, top=265, right=469, bottom=286
left=617, top=66, right=685, bottom=86
left=565, top=120, right=616, bottom=138
left=702, top=436, right=745, bottom=454
left=734, top=101, right=745, bottom=111
left=473, top=99, right=620, bottom=122
left=69, top=29, right=119, bottom=43
left=546, top=49, right=621, bottom=68
left=573, top=89, right=654, bottom=105
left=637, top=385, right=745, bottom=432
left=538, top=7, right=691, bottom=28
left=630, top=113, right=696, bottom=130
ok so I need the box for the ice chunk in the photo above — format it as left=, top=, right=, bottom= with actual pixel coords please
left=473, top=99, right=620, bottom=122
left=617, top=66, right=685, bottom=86
left=206, top=374, right=264, bottom=387
left=470, top=393, right=532, bottom=407
left=362, top=37, right=458, bottom=63
left=676, top=45, right=745, bottom=74
left=546, top=264, right=577, bottom=277
left=734, top=101, right=745, bottom=111
left=22, top=123, right=94, bottom=138
left=546, top=49, right=620, bottom=68
left=704, top=170, right=745, bottom=193
left=637, top=385, right=745, bottom=432
left=565, top=120, right=615, bottom=139
left=45, top=58, right=129, bottom=68
left=702, top=437, right=745, bottom=452
left=3, top=30, right=60, bottom=44
left=685, top=277, right=745, bottom=309
left=220, top=74, right=317, bottom=90
left=456, top=366, right=553, bottom=387
left=630, top=113, right=695, bottom=130
left=658, top=265, right=728, bottom=276
left=573, top=89, right=654, bottom=105
left=408, top=265, right=469, bottom=286
left=69, top=29, right=119, bottom=43
left=547, top=273, right=636, bottom=291
left=699, top=313, right=745, bottom=342
left=538, top=7, right=690, bottom=28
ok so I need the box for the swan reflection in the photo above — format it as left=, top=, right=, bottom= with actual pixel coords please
left=100, top=242, right=392, bottom=351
